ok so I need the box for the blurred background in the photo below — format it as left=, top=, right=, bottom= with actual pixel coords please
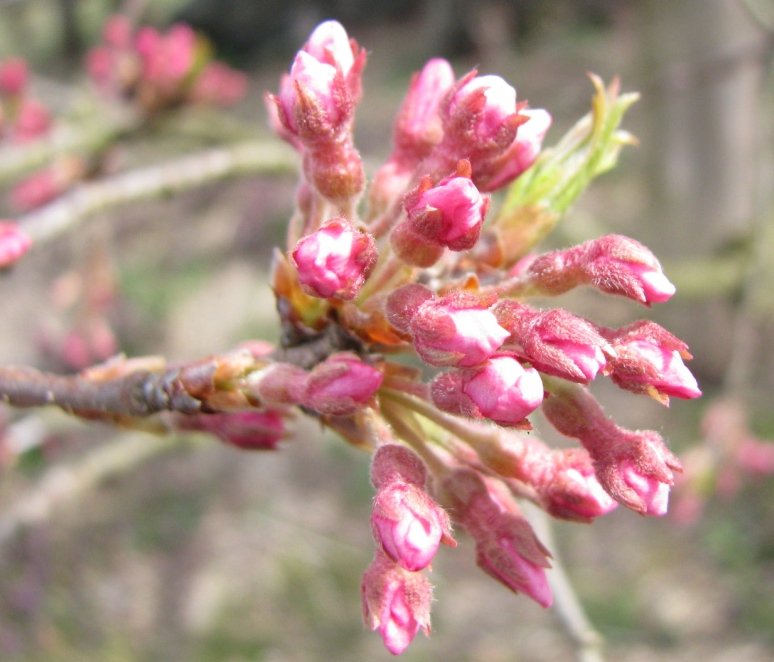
left=0, top=0, right=773, bottom=660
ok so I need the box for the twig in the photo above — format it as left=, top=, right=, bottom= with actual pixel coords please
left=0, top=430, right=190, bottom=547
left=19, top=140, right=297, bottom=246
left=523, top=501, right=605, bottom=662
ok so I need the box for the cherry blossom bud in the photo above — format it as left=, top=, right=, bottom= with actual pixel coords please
left=190, top=62, right=247, bottom=106
left=0, top=57, right=28, bottom=96
left=542, top=383, right=682, bottom=515
left=409, top=292, right=509, bottom=367
left=390, top=219, right=445, bottom=267
left=404, top=163, right=489, bottom=251
left=177, top=409, right=286, bottom=450
left=361, top=552, right=432, bottom=655
left=475, top=107, right=551, bottom=192
left=11, top=99, right=52, bottom=142
left=371, top=480, right=454, bottom=572
left=385, top=284, right=434, bottom=334
left=495, top=301, right=610, bottom=383
left=303, top=352, right=383, bottom=416
left=445, top=73, right=520, bottom=144
left=526, top=235, right=676, bottom=305
left=103, top=14, right=132, bottom=48
left=392, top=57, right=456, bottom=162
left=371, top=443, right=428, bottom=488
left=136, top=24, right=196, bottom=87
left=439, top=469, right=552, bottom=607
left=291, top=218, right=377, bottom=300
left=11, top=168, right=62, bottom=211
left=0, top=221, right=31, bottom=268
left=539, top=449, right=618, bottom=521
left=460, top=354, right=544, bottom=425
left=603, top=320, right=701, bottom=402
left=303, top=20, right=362, bottom=86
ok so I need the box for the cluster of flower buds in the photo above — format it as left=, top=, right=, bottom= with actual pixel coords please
left=266, top=20, right=703, bottom=655
left=0, top=57, right=52, bottom=144
left=87, top=14, right=247, bottom=113
left=0, top=221, right=31, bottom=269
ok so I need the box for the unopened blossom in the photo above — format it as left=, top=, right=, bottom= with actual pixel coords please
left=409, top=292, right=509, bottom=367
left=361, top=552, right=433, bottom=656
left=103, top=14, right=132, bottom=48
left=371, top=443, right=429, bottom=489
left=496, top=301, right=610, bottom=383
left=10, top=99, right=52, bottom=142
left=177, top=409, right=286, bottom=450
left=539, top=449, right=618, bottom=521
left=445, top=73, right=521, bottom=144
left=439, top=469, right=552, bottom=607
left=404, top=163, right=489, bottom=251
left=603, top=320, right=701, bottom=402
left=525, top=234, right=676, bottom=305
left=460, top=354, right=544, bottom=425
left=190, top=62, right=247, bottom=106
left=476, top=107, right=552, bottom=192
left=392, top=57, right=456, bottom=162
left=303, top=352, right=383, bottom=416
left=291, top=218, right=377, bottom=300
left=135, top=24, right=196, bottom=88
left=0, top=57, right=28, bottom=96
left=0, top=222, right=31, bottom=268
left=11, top=168, right=63, bottom=211
left=542, top=383, right=682, bottom=515
left=371, top=480, right=454, bottom=571
left=303, top=19, right=360, bottom=85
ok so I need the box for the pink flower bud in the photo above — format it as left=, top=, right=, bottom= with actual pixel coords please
left=460, top=354, right=544, bottom=425
left=446, top=73, right=519, bottom=143
left=371, top=480, right=454, bottom=571
left=390, top=219, right=445, bottom=267
left=603, top=321, right=701, bottom=401
left=495, top=301, right=610, bottom=383
left=11, top=168, right=62, bottom=211
left=526, top=235, right=676, bottom=305
left=103, top=14, right=132, bottom=48
left=0, top=57, right=28, bottom=96
left=177, top=409, right=286, bottom=450
left=385, top=284, right=434, bottom=334
left=540, top=450, right=618, bottom=521
left=291, top=218, right=377, bottom=300
left=11, top=99, right=52, bottom=143
left=392, top=57, right=456, bottom=162
left=541, top=384, right=683, bottom=515
left=190, top=62, right=247, bottom=106
left=371, top=443, right=428, bottom=488
left=409, top=292, right=509, bottom=367
left=136, top=24, right=196, bottom=87
left=361, top=552, right=432, bottom=655
left=0, top=222, right=31, bottom=268
left=303, top=352, right=383, bottom=416
left=279, top=51, right=342, bottom=134
left=439, top=469, right=552, bottom=607
left=405, top=164, right=489, bottom=251
left=475, top=107, right=551, bottom=192
left=304, top=20, right=357, bottom=78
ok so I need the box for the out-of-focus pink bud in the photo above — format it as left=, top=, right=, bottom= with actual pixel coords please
left=86, top=46, right=115, bottom=87
left=525, top=235, right=676, bottom=305
left=103, top=14, right=133, bottom=48
left=371, top=480, right=454, bottom=571
left=136, top=24, right=196, bottom=88
left=541, top=383, right=682, bottom=515
left=11, top=98, right=52, bottom=142
left=303, top=352, right=383, bottom=416
left=460, top=354, right=544, bottom=425
left=438, top=469, right=552, bottom=607
left=11, top=168, right=62, bottom=211
left=404, top=162, right=489, bottom=251
left=603, top=320, right=701, bottom=402
left=361, top=552, right=432, bottom=656
left=0, top=57, right=28, bottom=96
left=0, top=221, right=31, bottom=268
left=190, top=62, right=247, bottom=106
left=178, top=409, right=286, bottom=450
left=291, top=218, right=377, bottom=300
left=392, top=57, right=456, bottom=162
left=371, top=443, right=428, bottom=488
left=495, top=301, right=610, bottom=383
left=475, top=107, right=551, bottom=192
left=409, top=292, right=509, bottom=367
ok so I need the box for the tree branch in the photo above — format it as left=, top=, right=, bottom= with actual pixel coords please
left=19, top=140, right=297, bottom=246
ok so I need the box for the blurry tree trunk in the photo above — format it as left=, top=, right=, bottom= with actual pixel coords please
left=57, top=0, right=82, bottom=58
left=641, top=0, right=769, bottom=382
